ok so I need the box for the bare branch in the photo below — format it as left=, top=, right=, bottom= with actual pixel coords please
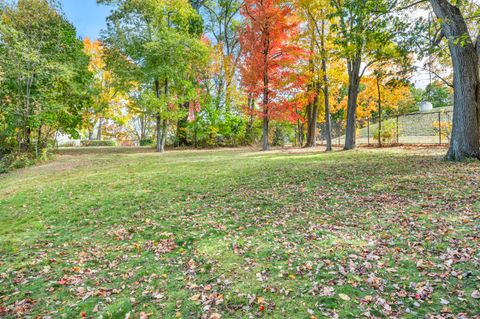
left=414, top=65, right=454, bottom=88
left=396, top=0, right=429, bottom=11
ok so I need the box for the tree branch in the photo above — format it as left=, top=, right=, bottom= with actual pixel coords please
left=414, top=65, right=454, bottom=88
left=396, top=0, right=429, bottom=11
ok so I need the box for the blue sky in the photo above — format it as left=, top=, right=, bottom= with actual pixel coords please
left=60, top=0, right=112, bottom=39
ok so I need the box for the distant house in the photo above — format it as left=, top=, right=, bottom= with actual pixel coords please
left=55, top=133, right=81, bottom=147
left=419, top=101, right=433, bottom=112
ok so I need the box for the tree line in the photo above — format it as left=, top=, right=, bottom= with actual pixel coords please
left=0, top=0, right=479, bottom=162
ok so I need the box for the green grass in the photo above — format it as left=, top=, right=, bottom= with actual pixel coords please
left=0, top=147, right=479, bottom=319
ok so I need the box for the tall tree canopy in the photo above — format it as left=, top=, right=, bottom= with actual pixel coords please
left=99, top=0, right=209, bottom=152
left=331, top=0, right=404, bottom=150
left=0, top=0, right=91, bottom=154
left=240, top=0, right=306, bottom=151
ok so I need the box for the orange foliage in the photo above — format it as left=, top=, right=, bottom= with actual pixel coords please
left=240, top=0, right=307, bottom=123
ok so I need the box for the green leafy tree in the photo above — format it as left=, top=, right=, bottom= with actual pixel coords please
left=425, top=81, right=453, bottom=109
left=0, top=0, right=92, bottom=155
left=331, top=0, right=405, bottom=150
left=99, top=0, right=209, bottom=152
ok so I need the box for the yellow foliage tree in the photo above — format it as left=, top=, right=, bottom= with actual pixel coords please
left=83, top=37, right=132, bottom=140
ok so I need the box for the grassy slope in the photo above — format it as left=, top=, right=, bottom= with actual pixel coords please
left=0, top=148, right=479, bottom=319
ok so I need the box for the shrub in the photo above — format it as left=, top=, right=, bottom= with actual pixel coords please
left=373, top=119, right=398, bottom=144
left=433, top=121, right=452, bottom=142
left=140, top=139, right=153, bottom=146
left=271, top=122, right=294, bottom=147
left=0, top=152, right=35, bottom=173
left=80, top=140, right=117, bottom=147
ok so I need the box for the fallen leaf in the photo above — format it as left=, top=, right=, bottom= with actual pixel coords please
left=338, top=293, right=351, bottom=301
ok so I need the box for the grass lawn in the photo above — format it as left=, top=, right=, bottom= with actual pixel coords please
left=0, top=147, right=479, bottom=319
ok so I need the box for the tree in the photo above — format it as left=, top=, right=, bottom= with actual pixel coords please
left=240, top=0, right=306, bottom=151
left=428, top=0, right=480, bottom=160
left=297, top=0, right=336, bottom=150
left=192, top=0, right=247, bottom=147
left=0, top=0, right=91, bottom=154
left=331, top=0, right=400, bottom=150
left=424, top=81, right=453, bottom=109
left=83, top=37, right=133, bottom=141
left=100, top=0, right=209, bottom=152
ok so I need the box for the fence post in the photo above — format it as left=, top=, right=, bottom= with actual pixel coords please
left=367, top=118, right=370, bottom=146
left=396, top=115, right=399, bottom=144
left=438, top=112, right=442, bottom=145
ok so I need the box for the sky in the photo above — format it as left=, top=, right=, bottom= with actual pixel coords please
left=60, top=0, right=112, bottom=40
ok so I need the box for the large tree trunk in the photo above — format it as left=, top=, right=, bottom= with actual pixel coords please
left=156, top=114, right=162, bottom=152
left=344, top=56, right=362, bottom=150
left=262, top=113, right=269, bottom=151
left=321, top=18, right=332, bottom=152
left=305, top=29, right=317, bottom=148
left=305, top=83, right=320, bottom=148
left=262, top=69, right=270, bottom=151
left=430, top=0, right=480, bottom=160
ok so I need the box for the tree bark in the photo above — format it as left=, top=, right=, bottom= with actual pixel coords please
left=308, top=85, right=320, bottom=147
left=262, top=111, right=269, bottom=151
left=262, top=59, right=270, bottom=151
left=97, top=117, right=103, bottom=141
left=344, top=56, right=362, bottom=150
left=155, top=79, right=163, bottom=153
left=245, top=94, right=255, bottom=144
left=139, top=116, right=145, bottom=141
left=376, top=75, right=382, bottom=147
left=430, top=0, right=480, bottom=160
left=160, top=119, right=167, bottom=152
left=305, top=28, right=318, bottom=148
left=305, top=100, right=312, bottom=146
left=156, top=114, right=162, bottom=152
left=321, top=18, right=332, bottom=152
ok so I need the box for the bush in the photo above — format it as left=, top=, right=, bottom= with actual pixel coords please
left=140, top=139, right=153, bottom=147
left=80, top=140, right=117, bottom=147
left=373, top=119, right=398, bottom=144
left=0, top=152, right=35, bottom=174
left=433, top=121, right=452, bottom=142
left=271, top=122, right=294, bottom=147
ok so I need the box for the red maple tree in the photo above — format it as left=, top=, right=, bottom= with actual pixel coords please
left=240, top=0, right=306, bottom=151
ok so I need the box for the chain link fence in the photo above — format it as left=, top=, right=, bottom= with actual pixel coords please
left=318, top=109, right=453, bottom=146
